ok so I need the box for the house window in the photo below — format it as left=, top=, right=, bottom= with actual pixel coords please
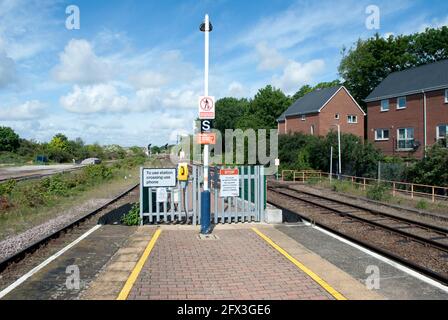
left=347, top=115, right=358, bottom=124
left=397, top=97, right=407, bottom=109
left=437, top=124, right=448, bottom=140
left=397, top=128, right=414, bottom=150
left=445, top=89, right=448, bottom=103
left=301, top=115, right=306, bottom=121
left=310, top=125, right=315, bottom=136
left=375, top=129, right=390, bottom=141
left=335, top=113, right=340, bottom=120
left=381, top=99, right=389, bottom=112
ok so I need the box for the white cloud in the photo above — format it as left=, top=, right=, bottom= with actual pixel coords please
left=0, top=100, right=46, bottom=120
left=255, top=42, right=286, bottom=70
left=228, top=81, right=246, bottom=98
left=162, top=89, right=198, bottom=109
left=0, top=0, right=57, bottom=61
left=0, top=50, right=16, bottom=88
left=129, top=71, right=169, bottom=89
left=52, top=39, right=113, bottom=84
left=273, top=59, right=325, bottom=94
left=60, top=84, right=129, bottom=113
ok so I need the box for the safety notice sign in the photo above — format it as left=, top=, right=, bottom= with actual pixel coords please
left=143, top=168, right=176, bottom=188
left=219, top=168, right=240, bottom=197
left=156, top=188, right=168, bottom=203
left=198, top=96, right=215, bottom=119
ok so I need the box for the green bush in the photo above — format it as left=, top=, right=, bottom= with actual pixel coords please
left=0, top=179, right=17, bottom=196
left=416, top=200, right=429, bottom=210
left=121, top=203, right=141, bottom=226
left=19, top=183, right=48, bottom=207
left=83, top=164, right=113, bottom=183
left=306, top=176, right=320, bottom=186
left=331, top=180, right=352, bottom=193
left=366, top=184, right=390, bottom=201
left=40, top=174, right=70, bottom=197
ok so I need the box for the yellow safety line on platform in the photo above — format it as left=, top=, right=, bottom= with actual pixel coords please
left=252, top=227, right=347, bottom=300
left=117, top=228, right=162, bottom=300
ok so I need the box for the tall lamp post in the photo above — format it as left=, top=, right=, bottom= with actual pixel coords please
left=331, top=124, right=342, bottom=179
left=199, top=14, right=212, bottom=234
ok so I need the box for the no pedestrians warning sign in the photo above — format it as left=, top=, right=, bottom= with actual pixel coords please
left=198, top=96, right=215, bottom=119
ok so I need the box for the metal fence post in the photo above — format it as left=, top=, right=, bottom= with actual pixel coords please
left=432, top=187, right=435, bottom=203
left=140, top=167, right=144, bottom=226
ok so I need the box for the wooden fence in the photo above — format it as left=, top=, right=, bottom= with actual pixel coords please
left=281, top=170, right=448, bottom=203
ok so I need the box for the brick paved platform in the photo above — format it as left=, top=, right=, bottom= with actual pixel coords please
left=127, top=228, right=334, bottom=300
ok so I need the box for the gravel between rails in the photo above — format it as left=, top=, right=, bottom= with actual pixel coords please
left=0, top=198, right=111, bottom=262
left=268, top=189, right=448, bottom=281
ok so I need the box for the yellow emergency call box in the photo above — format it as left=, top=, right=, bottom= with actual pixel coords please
left=178, top=163, right=189, bottom=181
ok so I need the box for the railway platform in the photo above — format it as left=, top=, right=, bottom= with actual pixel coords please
left=82, top=224, right=381, bottom=300
left=2, top=222, right=447, bottom=300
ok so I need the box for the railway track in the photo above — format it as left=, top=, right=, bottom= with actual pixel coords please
left=0, top=166, right=88, bottom=184
left=0, top=183, right=139, bottom=291
left=268, top=186, right=448, bottom=285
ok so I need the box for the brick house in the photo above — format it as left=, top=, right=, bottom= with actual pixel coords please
left=365, top=59, right=448, bottom=158
left=277, top=86, right=365, bottom=138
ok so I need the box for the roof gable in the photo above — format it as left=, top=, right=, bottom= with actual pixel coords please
left=277, top=86, right=341, bottom=122
left=277, top=86, right=365, bottom=122
left=365, top=59, right=448, bottom=102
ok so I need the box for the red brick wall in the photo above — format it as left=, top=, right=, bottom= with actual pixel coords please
left=426, top=89, right=448, bottom=146
left=281, top=87, right=364, bottom=138
left=286, top=114, right=319, bottom=135
left=319, top=88, right=365, bottom=138
left=367, top=93, right=425, bottom=158
left=278, top=122, right=286, bottom=134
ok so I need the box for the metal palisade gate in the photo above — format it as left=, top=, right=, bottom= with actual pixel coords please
left=139, top=165, right=266, bottom=225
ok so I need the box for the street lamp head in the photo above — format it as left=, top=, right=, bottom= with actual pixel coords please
left=200, top=21, right=213, bottom=32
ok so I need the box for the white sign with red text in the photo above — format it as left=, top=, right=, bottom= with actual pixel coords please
left=219, top=168, right=240, bottom=198
left=198, top=96, right=215, bottom=119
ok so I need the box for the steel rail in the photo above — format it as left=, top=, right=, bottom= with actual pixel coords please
left=271, top=187, right=448, bottom=253
left=0, top=183, right=139, bottom=273
left=268, top=188, right=448, bottom=286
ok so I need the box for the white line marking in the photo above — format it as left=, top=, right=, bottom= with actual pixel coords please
left=301, top=222, right=448, bottom=293
left=0, top=224, right=102, bottom=299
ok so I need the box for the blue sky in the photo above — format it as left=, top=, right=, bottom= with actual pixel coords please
left=0, top=0, right=447, bottom=146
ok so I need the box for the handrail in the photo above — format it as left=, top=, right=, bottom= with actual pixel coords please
left=281, top=170, right=448, bottom=203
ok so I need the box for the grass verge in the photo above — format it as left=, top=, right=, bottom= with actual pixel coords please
left=0, top=156, right=162, bottom=240
left=305, top=178, right=448, bottom=215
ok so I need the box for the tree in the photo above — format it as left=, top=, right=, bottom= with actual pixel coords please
left=0, top=127, right=20, bottom=152
left=291, top=80, right=342, bottom=102
left=49, top=133, right=69, bottom=151
left=291, top=85, right=313, bottom=102
left=279, top=132, right=381, bottom=177
left=405, top=143, right=448, bottom=186
left=339, top=27, right=448, bottom=109
left=214, top=97, right=249, bottom=133
left=245, top=85, right=291, bottom=129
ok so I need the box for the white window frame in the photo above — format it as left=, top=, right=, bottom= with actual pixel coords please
left=375, top=129, right=390, bottom=141
left=436, top=124, right=448, bottom=140
left=380, top=99, right=390, bottom=112
left=397, top=96, right=407, bottom=110
left=396, top=128, right=414, bottom=151
left=445, top=89, right=448, bottom=104
left=347, top=115, right=358, bottom=124
left=301, top=115, right=306, bottom=121
left=335, top=113, right=340, bottom=120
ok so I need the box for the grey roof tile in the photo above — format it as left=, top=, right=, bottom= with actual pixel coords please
left=365, top=59, right=448, bottom=102
left=277, top=86, right=341, bottom=122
